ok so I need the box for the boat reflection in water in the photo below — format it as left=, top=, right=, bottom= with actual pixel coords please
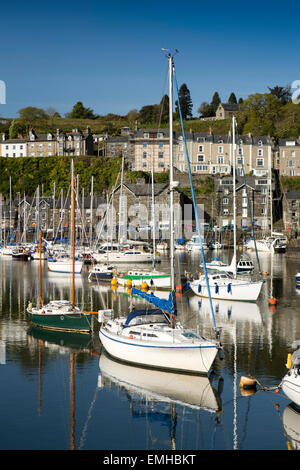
left=27, top=325, right=94, bottom=352
left=99, top=352, right=223, bottom=413
left=282, top=402, right=300, bottom=450
left=187, top=296, right=262, bottom=326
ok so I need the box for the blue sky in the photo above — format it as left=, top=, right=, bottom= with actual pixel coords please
left=1, top=0, right=300, bottom=118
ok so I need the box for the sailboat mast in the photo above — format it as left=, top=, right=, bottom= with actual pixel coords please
left=168, top=54, right=175, bottom=292
left=232, top=116, right=237, bottom=278
left=38, top=231, right=43, bottom=308
left=71, top=161, right=75, bottom=306
left=151, top=164, right=156, bottom=269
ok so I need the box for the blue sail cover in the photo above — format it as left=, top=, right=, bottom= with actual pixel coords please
left=131, top=288, right=177, bottom=316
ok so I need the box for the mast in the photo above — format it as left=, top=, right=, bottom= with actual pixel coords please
left=71, top=160, right=75, bottom=306
left=9, top=176, right=12, bottom=241
left=38, top=231, right=43, bottom=308
left=118, top=154, right=125, bottom=247
left=232, top=116, right=237, bottom=278
left=90, top=176, right=94, bottom=247
left=168, top=53, right=175, bottom=293
left=151, top=163, right=156, bottom=269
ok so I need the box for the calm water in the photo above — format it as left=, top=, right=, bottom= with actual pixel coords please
left=1, top=249, right=300, bottom=451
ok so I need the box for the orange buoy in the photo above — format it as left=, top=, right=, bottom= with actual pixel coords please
left=239, top=375, right=257, bottom=390
left=269, top=297, right=277, bottom=305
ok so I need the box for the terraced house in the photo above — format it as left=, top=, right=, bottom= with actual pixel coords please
left=276, top=138, right=300, bottom=177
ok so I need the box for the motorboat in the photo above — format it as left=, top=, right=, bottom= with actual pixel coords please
left=185, top=235, right=208, bottom=252
left=244, top=233, right=287, bottom=253
left=88, top=264, right=114, bottom=282
left=47, top=254, right=83, bottom=274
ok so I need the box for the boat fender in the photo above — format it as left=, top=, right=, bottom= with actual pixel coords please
left=215, top=284, right=219, bottom=294
left=227, top=283, right=231, bottom=293
left=286, top=353, right=292, bottom=369
left=129, top=334, right=133, bottom=339
left=113, top=268, right=117, bottom=275
left=150, top=279, right=154, bottom=286
left=198, top=284, right=201, bottom=293
left=42, top=309, right=45, bottom=315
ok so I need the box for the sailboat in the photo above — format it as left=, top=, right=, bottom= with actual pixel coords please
left=190, top=116, right=263, bottom=302
left=26, top=161, right=92, bottom=333
left=98, top=52, right=220, bottom=375
left=116, top=163, right=171, bottom=290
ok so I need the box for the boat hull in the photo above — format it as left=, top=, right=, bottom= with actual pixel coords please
left=88, top=272, right=113, bottom=281
left=47, top=260, right=83, bottom=274
left=92, top=252, right=154, bottom=263
left=117, top=273, right=171, bottom=289
left=282, top=373, right=300, bottom=407
left=190, top=279, right=263, bottom=302
left=99, top=328, right=218, bottom=375
left=27, top=311, right=91, bottom=333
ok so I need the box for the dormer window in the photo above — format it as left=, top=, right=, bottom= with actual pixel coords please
left=47, top=133, right=52, bottom=141
left=143, top=133, right=149, bottom=138
left=157, top=132, right=163, bottom=138
left=258, top=140, right=262, bottom=146
left=218, top=139, right=223, bottom=144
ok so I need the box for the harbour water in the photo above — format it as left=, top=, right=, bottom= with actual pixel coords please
left=1, top=249, right=300, bottom=452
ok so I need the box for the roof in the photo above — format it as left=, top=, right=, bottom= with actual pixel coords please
left=219, top=103, right=240, bottom=111
left=286, top=190, right=300, bottom=200
left=116, top=183, right=169, bottom=197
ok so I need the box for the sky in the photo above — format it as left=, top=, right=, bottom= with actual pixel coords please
left=1, top=0, right=300, bottom=118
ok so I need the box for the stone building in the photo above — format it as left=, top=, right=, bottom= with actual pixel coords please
left=215, top=103, right=240, bottom=120
left=282, top=190, right=300, bottom=231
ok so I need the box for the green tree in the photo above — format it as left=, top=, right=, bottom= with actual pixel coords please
left=69, top=101, right=97, bottom=119
left=268, top=85, right=291, bottom=104
left=175, top=83, right=193, bottom=119
left=138, top=104, right=160, bottom=124
left=197, top=102, right=213, bottom=117
left=159, top=94, right=169, bottom=123
left=9, top=120, right=27, bottom=139
left=228, top=92, right=237, bottom=104
left=210, top=92, right=221, bottom=114
left=18, top=106, right=49, bottom=130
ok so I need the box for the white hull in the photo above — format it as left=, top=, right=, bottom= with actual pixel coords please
left=190, top=278, right=263, bottom=302
left=47, top=260, right=83, bottom=274
left=282, top=373, right=300, bottom=407
left=31, top=251, right=47, bottom=260
left=99, top=328, right=218, bottom=375
left=93, top=251, right=154, bottom=263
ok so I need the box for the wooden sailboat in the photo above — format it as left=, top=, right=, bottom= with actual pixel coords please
left=27, top=162, right=92, bottom=333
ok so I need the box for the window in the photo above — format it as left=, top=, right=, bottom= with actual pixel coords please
left=223, top=198, right=229, bottom=205
left=197, top=154, right=205, bottom=162
left=158, top=152, right=164, bottom=159
left=143, top=142, right=147, bottom=148
left=256, top=158, right=264, bottom=167
left=238, top=147, right=243, bottom=155
left=291, top=200, right=297, bottom=207
left=159, top=142, right=164, bottom=148
left=290, top=169, right=295, bottom=176
left=287, top=160, right=295, bottom=167
left=261, top=208, right=266, bottom=215
left=291, top=150, right=295, bottom=157
left=143, top=133, right=149, bottom=138
left=143, top=152, right=147, bottom=159
left=257, top=149, right=263, bottom=156
left=261, top=197, right=266, bottom=205
left=193, top=165, right=208, bottom=172
left=237, top=156, right=244, bottom=165
left=157, top=132, right=163, bottom=138
left=223, top=209, right=229, bottom=215
left=158, top=162, right=165, bottom=168
left=258, top=140, right=263, bottom=146
left=142, top=162, right=147, bottom=168
left=242, top=208, right=247, bottom=218
left=218, top=146, right=223, bottom=153
left=198, top=145, right=203, bottom=152
left=218, top=156, right=224, bottom=164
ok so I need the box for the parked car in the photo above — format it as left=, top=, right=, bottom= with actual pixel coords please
left=248, top=225, right=261, bottom=231
left=222, top=224, right=234, bottom=232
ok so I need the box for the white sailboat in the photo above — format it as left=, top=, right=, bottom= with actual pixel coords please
left=282, top=341, right=300, bottom=407
left=98, top=52, right=220, bottom=375
left=190, top=116, right=263, bottom=302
